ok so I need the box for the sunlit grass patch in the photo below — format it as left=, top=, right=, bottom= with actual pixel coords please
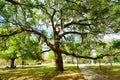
left=0, top=65, right=84, bottom=80
left=0, top=66, right=53, bottom=80
left=88, top=66, right=120, bottom=80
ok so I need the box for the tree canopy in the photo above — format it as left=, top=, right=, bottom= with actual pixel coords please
left=0, top=0, right=120, bottom=71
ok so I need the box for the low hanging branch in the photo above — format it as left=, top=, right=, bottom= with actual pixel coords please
left=41, top=49, right=51, bottom=54
left=5, top=0, right=21, bottom=5
left=59, top=31, right=88, bottom=39
left=64, top=21, right=92, bottom=28
left=0, top=29, right=25, bottom=37
left=61, top=50, right=120, bottom=60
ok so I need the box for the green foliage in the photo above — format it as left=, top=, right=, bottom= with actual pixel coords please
left=111, top=39, right=120, bottom=49
left=0, top=0, right=120, bottom=70
left=114, top=56, right=120, bottom=62
left=0, top=33, right=43, bottom=62
left=48, top=51, right=55, bottom=60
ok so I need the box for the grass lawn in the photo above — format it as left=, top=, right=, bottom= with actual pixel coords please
left=88, top=65, right=120, bottom=80
left=0, top=64, right=84, bottom=80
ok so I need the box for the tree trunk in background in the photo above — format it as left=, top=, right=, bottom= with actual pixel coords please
left=21, top=60, right=25, bottom=68
left=76, top=58, right=79, bottom=69
left=10, top=58, right=15, bottom=68
left=54, top=52, right=64, bottom=71
left=109, top=56, right=114, bottom=66
left=98, top=59, right=102, bottom=70
left=71, top=56, right=74, bottom=64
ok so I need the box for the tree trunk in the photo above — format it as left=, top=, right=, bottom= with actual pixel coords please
left=53, top=31, right=64, bottom=71
left=21, top=60, right=25, bottom=68
left=98, top=59, right=102, bottom=70
left=109, top=56, right=114, bottom=66
left=10, top=58, right=16, bottom=68
left=76, top=58, right=79, bottom=69
left=54, top=52, right=64, bottom=71
left=71, top=56, right=74, bottom=64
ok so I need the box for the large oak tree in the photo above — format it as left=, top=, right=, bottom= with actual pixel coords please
left=0, top=0, right=120, bottom=71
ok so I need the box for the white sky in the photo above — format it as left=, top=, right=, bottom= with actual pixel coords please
left=104, top=32, right=120, bottom=40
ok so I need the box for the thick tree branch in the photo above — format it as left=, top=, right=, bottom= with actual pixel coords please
left=25, top=28, right=54, bottom=49
left=41, top=49, right=51, bottom=54
left=5, top=0, right=22, bottom=5
left=0, top=3, right=5, bottom=10
left=41, top=6, right=51, bottom=17
left=61, top=50, right=120, bottom=60
left=5, top=0, right=53, bottom=17
left=59, top=31, right=88, bottom=39
left=50, top=9, right=56, bottom=31
left=0, top=29, right=25, bottom=37
left=5, top=0, right=44, bottom=8
left=64, top=21, right=92, bottom=28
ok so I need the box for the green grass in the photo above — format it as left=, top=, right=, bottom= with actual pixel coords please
left=0, top=64, right=84, bottom=80
left=0, top=66, right=52, bottom=80
left=87, top=66, right=120, bottom=80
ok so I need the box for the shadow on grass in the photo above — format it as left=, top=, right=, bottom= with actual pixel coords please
left=0, top=65, right=84, bottom=80
left=43, top=66, right=84, bottom=80
left=0, top=66, right=54, bottom=80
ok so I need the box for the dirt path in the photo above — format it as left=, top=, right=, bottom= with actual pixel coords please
left=79, top=65, right=107, bottom=80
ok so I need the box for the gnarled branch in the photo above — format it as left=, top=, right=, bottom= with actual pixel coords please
left=64, top=21, right=92, bottom=28
left=59, top=31, right=88, bottom=39
left=25, top=28, right=54, bottom=49
left=41, top=49, right=51, bottom=54
left=0, top=29, right=25, bottom=37
left=5, top=0, right=22, bottom=5
left=61, top=50, right=120, bottom=60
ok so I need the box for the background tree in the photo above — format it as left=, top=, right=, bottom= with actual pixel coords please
left=47, top=51, right=55, bottom=63
left=0, top=34, right=22, bottom=68
left=111, top=39, right=120, bottom=63
left=0, top=33, right=42, bottom=68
